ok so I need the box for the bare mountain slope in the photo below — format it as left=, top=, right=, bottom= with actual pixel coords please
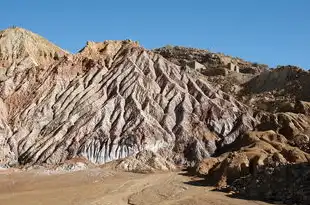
left=0, top=27, right=67, bottom=67
left=0, top=29, right=256, bottom=168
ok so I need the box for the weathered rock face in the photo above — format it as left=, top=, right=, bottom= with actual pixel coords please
left=0, top=28, right=256, bottom=168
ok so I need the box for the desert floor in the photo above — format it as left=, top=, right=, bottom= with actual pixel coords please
left=0, top=168, right=272, bottom=205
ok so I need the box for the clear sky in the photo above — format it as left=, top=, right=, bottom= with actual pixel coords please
left=1, top=0, right=309, bottom=68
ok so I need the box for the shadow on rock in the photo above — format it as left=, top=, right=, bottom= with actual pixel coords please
left=183, top=162, right=310, bottom=204
left=224, top=162, right=310, bottom=205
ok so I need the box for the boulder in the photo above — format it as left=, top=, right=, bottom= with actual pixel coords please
left=295, top=100, right=310, bottom=115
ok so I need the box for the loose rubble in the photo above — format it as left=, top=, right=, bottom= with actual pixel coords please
left=229, top=163, right=310, bottom=205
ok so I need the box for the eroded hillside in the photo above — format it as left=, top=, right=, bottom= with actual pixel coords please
left=0, top=28, right=256, bottom=169
left=0, top=27, right=310, bottom=204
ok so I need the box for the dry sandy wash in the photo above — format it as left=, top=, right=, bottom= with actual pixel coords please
left=0, top=168, right=271, bottom=205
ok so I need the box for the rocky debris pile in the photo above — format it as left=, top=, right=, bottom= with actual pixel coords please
left=245, top=66, right=309, bottom=97
left=153, top=46, right=266, bottom=99
left=229, top=163, right=310, bottom=205
left=0, top=27, right=256, bottom=171
left=19, top=157, right=97, bottom=173
left=114, top=150, right=176, bottom=173
left=153, top=45, right=268, bottom=75
left=241, top=66, right=310, bottom=112
left=54, top=157, right=96, bottom=172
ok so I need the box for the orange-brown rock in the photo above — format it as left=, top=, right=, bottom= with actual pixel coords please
left=197, top=130, right=310, bottom=187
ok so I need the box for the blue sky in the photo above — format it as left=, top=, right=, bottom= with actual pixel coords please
left=1, top=0, right=309, bottom=68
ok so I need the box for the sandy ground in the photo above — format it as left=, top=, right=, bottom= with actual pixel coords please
left=0, top=168, right=272, bottom=205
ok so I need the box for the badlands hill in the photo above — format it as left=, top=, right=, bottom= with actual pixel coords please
left=0, top=27, right=310, bottom=204
left=0, top=27, right=255, bottom=169
left=0, top=27, right=67, bottom=67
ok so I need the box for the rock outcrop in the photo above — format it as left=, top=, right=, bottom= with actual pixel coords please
left=295, top=101, right=310, bottom=116
left=196, top=130, right=310, bottom=187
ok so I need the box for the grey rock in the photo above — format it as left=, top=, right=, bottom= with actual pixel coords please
left=0, top=28, right=256, bottom=168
